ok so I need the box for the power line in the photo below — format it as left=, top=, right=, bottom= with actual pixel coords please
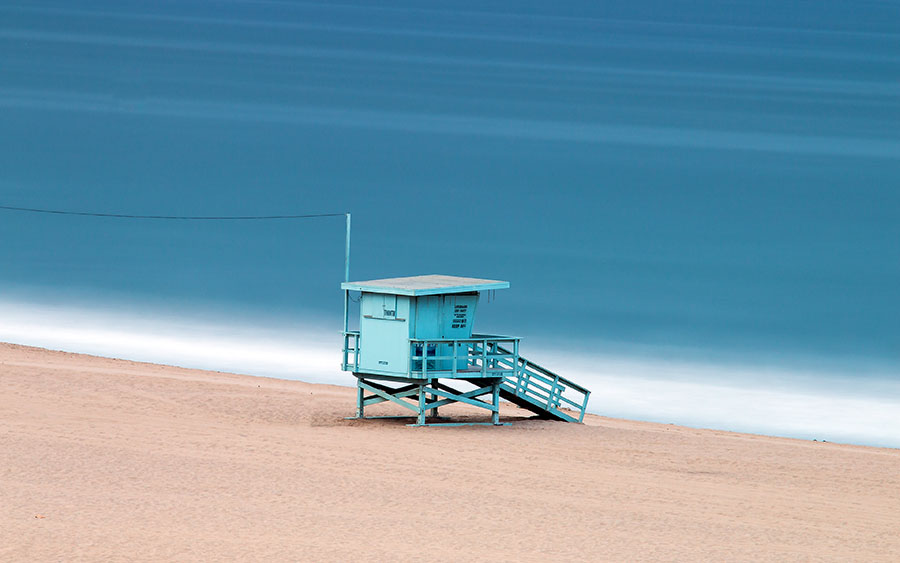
left=0, top=205, right=347, bottom=220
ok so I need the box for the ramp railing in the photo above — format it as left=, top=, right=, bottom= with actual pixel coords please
left=494, top=345, right=591, bottom=423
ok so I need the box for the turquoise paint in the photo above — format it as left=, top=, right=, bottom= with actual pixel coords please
left=354, top=285, right=479, bottom=376
left=357, top=293, right=411, bottom=375
left=358, top=380, right=421, bottom=413
left=343, top=274, right=590, bottom=425
left=425, top=385, right=499, bottom=412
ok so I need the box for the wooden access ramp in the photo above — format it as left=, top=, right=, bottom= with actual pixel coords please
left=467, top=347, right=589, bottom=423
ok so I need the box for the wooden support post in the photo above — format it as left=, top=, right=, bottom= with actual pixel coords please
left=356, top=379, right=364, bottom=419
left=492, top=380, right=500, bottom=425
left=579, top=390, right=591, bottom=423
left=513, top=340, right=520, bottom=389
left=429, top=388, right=439, bottom=418
left=417, top=384, right=427, bottom=426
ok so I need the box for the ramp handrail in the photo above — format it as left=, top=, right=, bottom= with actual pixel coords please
left=495, top=345, right=591, bottom=423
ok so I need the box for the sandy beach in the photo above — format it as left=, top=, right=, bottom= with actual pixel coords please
left=1, top=341, right=898, bottom=562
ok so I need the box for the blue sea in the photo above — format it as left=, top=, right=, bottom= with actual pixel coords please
left=1, top=1, right=898, bottom=447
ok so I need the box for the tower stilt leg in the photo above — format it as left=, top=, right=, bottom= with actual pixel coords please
left=417, top=384, right=427, bottom=426
left=356, top=379, right=365, bottom=419
left=429, top=388, right=439, bottom=418
left=492, top=380, right=501, bottom=425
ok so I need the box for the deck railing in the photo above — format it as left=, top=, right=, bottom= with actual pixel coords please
left=342, top=330, right=360, bottom=372
left=409, top=334, right=520, bottom=379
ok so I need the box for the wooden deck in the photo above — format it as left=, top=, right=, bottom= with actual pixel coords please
left=343, top=332, right=590, bottom=425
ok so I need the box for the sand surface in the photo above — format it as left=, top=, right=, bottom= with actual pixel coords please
left=1, top=342, right=898, bottom=562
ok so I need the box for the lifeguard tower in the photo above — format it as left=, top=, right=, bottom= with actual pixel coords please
left=341, top=274, right=590, bottom=426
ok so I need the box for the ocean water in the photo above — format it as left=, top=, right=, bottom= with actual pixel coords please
left=1, top=1, right=898, bottom=446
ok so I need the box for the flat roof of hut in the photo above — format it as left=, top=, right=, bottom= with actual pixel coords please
left=341, top=274, right=509, bottom=296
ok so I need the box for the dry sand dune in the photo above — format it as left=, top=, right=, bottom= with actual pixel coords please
left=1, top=342, right=898, bottom=562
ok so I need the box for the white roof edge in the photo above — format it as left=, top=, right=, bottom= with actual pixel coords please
left=341, top=274, right=510, bottom=296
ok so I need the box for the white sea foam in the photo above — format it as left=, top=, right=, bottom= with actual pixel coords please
left=0, top=298, right=340, bottom=385
left=535, top=349, right=900, bottom=448
left=1, top=297, right=897, bottom=448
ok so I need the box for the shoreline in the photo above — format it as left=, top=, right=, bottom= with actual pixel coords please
left=3, top=339, right=896, bottom=450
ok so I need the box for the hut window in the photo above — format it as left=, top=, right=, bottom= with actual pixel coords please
left=380, top=295, right=397, bottom=319
left=362, top=294, right=402, bottom=320
left=384, top=295, right=397, bottom=319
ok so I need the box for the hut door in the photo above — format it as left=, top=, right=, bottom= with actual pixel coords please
left=359, top=294, right=409, bottom=375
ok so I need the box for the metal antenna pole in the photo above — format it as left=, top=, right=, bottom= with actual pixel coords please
left=343, top=212, right=351, bottom=333
left=344, top=212, right=351, bottom=283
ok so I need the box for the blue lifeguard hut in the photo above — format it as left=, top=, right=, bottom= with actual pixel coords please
left=341, top=274, right=590, bottom=426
